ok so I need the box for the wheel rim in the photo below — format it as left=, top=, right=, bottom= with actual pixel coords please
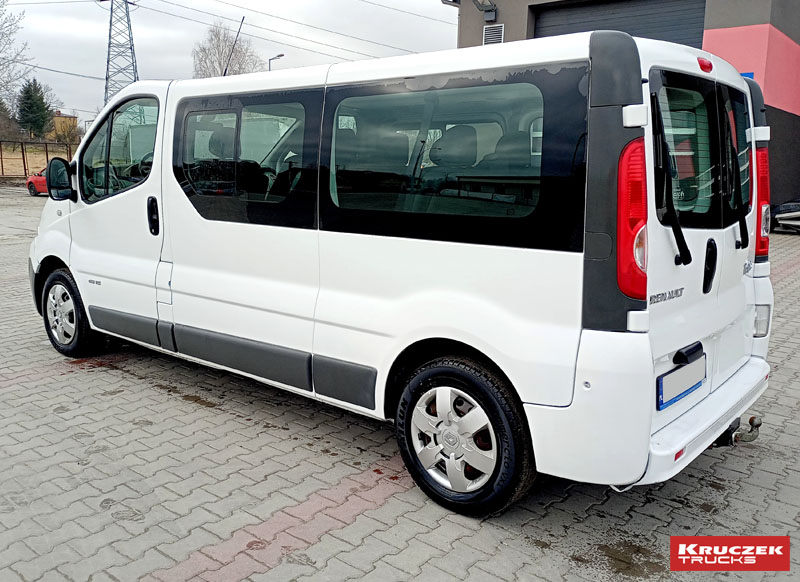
left=46, top=284, right=76, bottom=345
left=410, top=385, right=498, bottom=493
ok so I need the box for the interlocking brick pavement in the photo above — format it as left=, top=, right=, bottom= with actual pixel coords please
left=0, top=186, right=797, bottom=581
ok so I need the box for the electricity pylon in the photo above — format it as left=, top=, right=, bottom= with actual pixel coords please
left=104, top=0, right=139, bottom=104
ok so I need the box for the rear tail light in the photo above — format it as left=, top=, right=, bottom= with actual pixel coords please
left=755, top=147, right=770, bottom=258
left=617, top=137, right=648, bottom=300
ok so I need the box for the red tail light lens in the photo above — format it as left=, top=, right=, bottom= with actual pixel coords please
left=617, top=137, right=648, bottom=300
left=755, top=147, right=770, bottom=258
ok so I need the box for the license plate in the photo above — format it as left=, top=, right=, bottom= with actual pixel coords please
left=657, top=355, right=707, bottom=411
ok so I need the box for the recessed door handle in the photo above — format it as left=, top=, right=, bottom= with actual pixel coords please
left=703, top=238, right=717, bottom=294
left=147, top=196, right=159, bottom=236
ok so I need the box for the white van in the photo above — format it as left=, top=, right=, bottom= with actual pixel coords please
left=31, top=31, right=774, bottom=515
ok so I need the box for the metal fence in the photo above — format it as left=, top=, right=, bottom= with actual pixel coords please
left=0, top=141, right=76, bottom=178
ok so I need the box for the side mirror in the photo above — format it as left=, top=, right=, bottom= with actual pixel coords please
left=46, top=158, right=77, bottom=202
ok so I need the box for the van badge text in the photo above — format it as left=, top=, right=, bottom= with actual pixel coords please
left=650, top=288, right=684, bottom=305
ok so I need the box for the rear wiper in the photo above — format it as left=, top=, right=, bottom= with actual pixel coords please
left=727, top=139, right=749, bottom=249
left=651, top=93, right=692, bottom=266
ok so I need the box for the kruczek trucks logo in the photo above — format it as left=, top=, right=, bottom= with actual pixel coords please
left=670, top=536, right=791, bottom=571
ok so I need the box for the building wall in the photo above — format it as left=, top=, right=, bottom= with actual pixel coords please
left=46, top=114, right=78, bottom=142
left=457, top=0, right=550, bottom=48
left=703, top=0, right=800, bottom=204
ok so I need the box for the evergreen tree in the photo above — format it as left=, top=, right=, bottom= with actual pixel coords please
left=16, top=78, right=53, bottom=138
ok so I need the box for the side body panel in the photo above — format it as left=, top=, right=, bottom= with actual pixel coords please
left=314, top=34, right=595, bottom=414
left=161, top=68, right=328, bottom=393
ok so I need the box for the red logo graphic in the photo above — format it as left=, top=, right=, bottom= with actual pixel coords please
left=670, top=536, right=791, bottom=571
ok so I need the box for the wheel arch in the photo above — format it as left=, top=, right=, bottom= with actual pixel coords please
left=383, top=337, right=519, bottom=421
left=33, top=255, right=69, bottom=315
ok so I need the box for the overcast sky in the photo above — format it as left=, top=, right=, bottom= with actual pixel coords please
left=8, top=0, right=458, bottom=123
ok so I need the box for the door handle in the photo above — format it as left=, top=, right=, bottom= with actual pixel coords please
left=703, top=238, right=717, bottom=294
left=147, top=196, right=159, bottom=236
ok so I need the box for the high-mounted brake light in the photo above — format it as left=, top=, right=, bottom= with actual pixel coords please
left=755, top=147, right=770, bottom=258
left=697, top=57, right=713, bottom=73
left=617, top=137, right=648, bottom=300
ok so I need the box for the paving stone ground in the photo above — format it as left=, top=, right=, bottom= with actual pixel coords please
left=0, top=186, right=797, bottom=581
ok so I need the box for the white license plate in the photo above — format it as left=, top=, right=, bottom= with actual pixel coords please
left=657, top=355, right=707, bottom=410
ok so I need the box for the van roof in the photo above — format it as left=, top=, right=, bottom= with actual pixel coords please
left=124, top=31, right=748, bottom=98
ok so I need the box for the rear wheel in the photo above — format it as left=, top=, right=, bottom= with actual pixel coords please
left=28, top=183, right=38, bottom=197
left=42, top=269, right=105, bottom=357
left=395, top=357, right=536, bottom=516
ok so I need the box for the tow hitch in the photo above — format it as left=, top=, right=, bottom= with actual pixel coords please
left=712, top=416, right=762, bottom=447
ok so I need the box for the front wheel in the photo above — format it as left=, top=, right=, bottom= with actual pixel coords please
left=395, top=357, right=536, bottom=516
left=42, top=269, right=104, bottom=357
left=28, top=183, right=38, bottom=196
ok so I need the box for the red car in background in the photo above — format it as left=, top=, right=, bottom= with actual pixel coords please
left=26, top=168, right=47, bottom=196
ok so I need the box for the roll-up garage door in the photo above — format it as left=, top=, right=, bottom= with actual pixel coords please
left=534, top=0, right=707, bottom=49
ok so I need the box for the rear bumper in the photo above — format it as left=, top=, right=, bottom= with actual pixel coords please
left=635, top=356, right=769, bottom=485
left=525, top=328, right=770, bottom=487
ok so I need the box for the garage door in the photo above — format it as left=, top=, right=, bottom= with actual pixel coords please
left=534, top=0, right=707, bottom=48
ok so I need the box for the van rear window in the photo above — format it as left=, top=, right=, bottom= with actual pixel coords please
left=652, top=70, right=752, bottom=230
left=655, top=76, right=720, bottom=228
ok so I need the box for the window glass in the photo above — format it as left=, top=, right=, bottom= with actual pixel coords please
left=721, top=87, right=751, bottom=227
left=176, top=97, right=314, bottom=228
left=657, top=83, right=719, bottom=227
left=321, top=63, right=589, bottom=251
left=81, top=117, right=110, bottom=200
left=330, top=82, right=544, bottom=218
left=80, top=97, right=159, bottom=202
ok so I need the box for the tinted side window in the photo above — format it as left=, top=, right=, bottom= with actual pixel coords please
left=81, top=97, right=159, bottom=203
left=173, top=91, right=320, bottom=229
left=320, top=63, right=589, bottom=251
left=654, top=72, right=721, bottom=229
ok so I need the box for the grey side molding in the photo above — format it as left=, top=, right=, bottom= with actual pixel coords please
left=173, top=324, right=312, bottom=391
left=313, top=355, right=378, bottom=410
left=89, top=306, right=160, bottom=346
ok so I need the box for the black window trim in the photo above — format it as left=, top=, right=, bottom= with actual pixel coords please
left=78, top=94, right=161, bottom=205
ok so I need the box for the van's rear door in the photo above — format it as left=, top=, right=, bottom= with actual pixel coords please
left=713, top=83, right=755, bottom=389
left=647, top=68, right=755, bottom=432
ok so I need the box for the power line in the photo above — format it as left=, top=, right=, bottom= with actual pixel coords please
left=351, top=0, right=457, bottom=26
left=6, top=1, right=97, bottom=6
left=204, top=0, right=413, bottom=54
left=0, top=58, right=105, bottom=81
left=133, top=3, right=355, bottom=61
left=144, top=0, right=380, bottom=58
left=58, top=106, right=100, bottom=114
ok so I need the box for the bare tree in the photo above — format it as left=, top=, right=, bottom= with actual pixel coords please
left=0, top=0, right=30, bottom=106
left=192, top=20, right=266, bottom=79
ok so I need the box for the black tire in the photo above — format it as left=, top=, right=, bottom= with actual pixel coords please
left=41, top=269, right=105, bottom=357
left=28, top=183, right=38, bottom=197
left=395, top=356, right=536, bottom=516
